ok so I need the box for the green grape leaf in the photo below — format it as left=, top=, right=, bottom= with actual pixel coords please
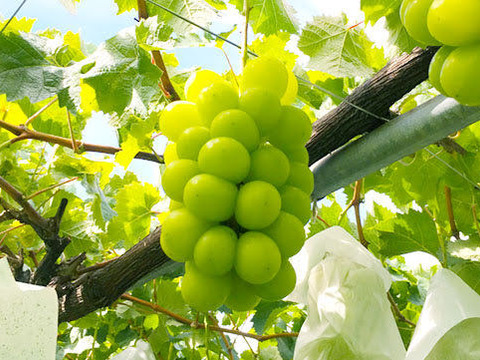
left=298, top=16, right=384, bottom=78
left=81, top=29, right=163, bottom=114
left=107, top=181, right=160, bottom=247
left=136, top=16, right=173, bottom=51
left=115, top=134, right=141, bottom=169
left=377, top=210, right=440, bottom=257
left=384, top=9, right=421, bottom=53
left=250, top=33, right=298, bottom=69
left=233, top=0, right=298, bottom=35
left=276, top=337, right=295, bottom=360
left=114, top=0, right=137, bottom=14
left=146, top=0, right=217, bottom=35
left=0, top=16, right=35, bottom=34
left=451, top=261, right=480, bottom=295
left=0, top=32, right=67, bottom=103
left=252, top=301, right=289, bottom=335
left=360, top=0, right=402, bottom=25
left=258, top=347, right=283, bottom=360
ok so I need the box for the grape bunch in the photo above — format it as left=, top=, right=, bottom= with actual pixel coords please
left=159, top=57, right=313, bottom=312
left=400, top=0, right=480, bottom=106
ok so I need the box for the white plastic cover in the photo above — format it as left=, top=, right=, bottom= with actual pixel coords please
left=0, top=257, right=58, bottom=359
left=288, top=226, right=406, bottom=360
left=110, top=340, right=156, bottom=360
left=406, top=269, right=480, bottom=360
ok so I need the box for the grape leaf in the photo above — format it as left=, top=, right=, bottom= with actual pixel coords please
left=0, top=32, right=67, bottom=103
left=376, top=210, right=440, bottom=257
left=114, top=0, right=137, bottom=14
left=81, top=29, right=163, bottom=114
left=146, top=0, right=217, bottom=35
left=107, top=181, right=160, bottom=247
left=298, top=16, right=384, bottom=78
left=136, top=16, right=173, bottom=51
left=384, top=9, right=421, bottom=53
left=0, top=16, right=35, bottom=34
left=360, top=0, right=402, bottom=25
left=232, top=0, right=298, bottom=35
left=252, top=301, right=289, bottom=335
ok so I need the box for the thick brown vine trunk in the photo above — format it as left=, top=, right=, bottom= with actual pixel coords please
left=307, top=46, right=439, bottom=165
left=56, top=227, right=175, bottom=322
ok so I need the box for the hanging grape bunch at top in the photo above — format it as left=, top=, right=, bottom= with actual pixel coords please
left=159, top=57, right=313, bottom=312
left=400, top=0, right=480, bottom=106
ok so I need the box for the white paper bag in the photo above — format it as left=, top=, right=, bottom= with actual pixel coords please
left=0, top=257, right=58, bottom=360
left=110, top=340, right=156, bottom=360
left=288, top=226, right=406, bottom=360
left=406, top=269, right=480, bottom=360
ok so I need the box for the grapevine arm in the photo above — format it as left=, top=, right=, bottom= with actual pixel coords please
left=55, top=227, right=175, bottom=322
left=307, top=46, right=439, bottom=165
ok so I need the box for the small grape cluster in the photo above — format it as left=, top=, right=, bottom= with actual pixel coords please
left=400, top=0, right=480, bottom=106
left=159, top=57, right=313, bottom=312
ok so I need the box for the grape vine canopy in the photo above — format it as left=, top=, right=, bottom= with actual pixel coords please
left=1, top=0, right=480, bottom=358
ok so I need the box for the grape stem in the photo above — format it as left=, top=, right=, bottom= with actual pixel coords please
left=137, top=0, right=180, bottom=101
left=444, top=186, right=459, bottom=240
left=242, top=0, right=250, bottom=69
left=120, top=293, right=299, bottom=342
left=387, top=292, right=416, bottom=327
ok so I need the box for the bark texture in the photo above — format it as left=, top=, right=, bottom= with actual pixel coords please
left=307, top=46, right=439, bottom=165
left=55, top=227, right=174, bottom=322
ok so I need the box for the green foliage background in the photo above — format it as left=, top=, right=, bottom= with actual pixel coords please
left=1, top=0, right=480, bottom=358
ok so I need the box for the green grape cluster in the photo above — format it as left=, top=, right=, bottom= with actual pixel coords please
left=158, top=57, right=312, bottom=312
left=400, top=0, right=480, bottom=106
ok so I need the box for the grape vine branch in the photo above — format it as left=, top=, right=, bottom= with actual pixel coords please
left=120, top=293, right=299, bottom=342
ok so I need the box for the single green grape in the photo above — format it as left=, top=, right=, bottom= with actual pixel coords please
left=280, top=185, right=312, bottom=225
left=160, top=208, right=211, bottom=262
left=402, top=0, right=440, bottom=45
left=198, top=137, right=250, bottom=184
left=254, top=260, right=296, bottom=301
left=281, top=68, right=298, bottom=105
left=159, top=101, right=202, bottom=142
left=161, top=159, right=199, bottom=202
left=428, top=0, right=480, bottom=46
left=234, top=232, right=281, bottom=284
left=262, top=211, right=305, bottom=257
left=235, top=181, right=281, bottom=230
left=224, top=274, right=261, bottom=311
left=284, top=146, right=309, bottom=165
left=239, top=88, right=282, bottom=135
left=176, top=126, right=210, bottom=160
left=169, top=199, right=183, bottom=211
left=286, top=162, right=314, bottom=195
left=400, top=0, right=415, bottom=25
left=440, top=44, right=480, bottom=106
left=163, top=142, right=178, bottom=165
left=269, top=106, right=312, bottom=151
left=185, top=69, right=224, bottom=103
left=181, top=262, right=232, bottom=312
left=429, top=46, right=455, bottom=95
left=241, top=57, right=288, bottom=98
left=193, top=226, right=237, bottom=276
left=210, top=109, right=260, bottom=152
left=248, top=144, right=290, bottom=188
left=184, top=174, right=237, bottom=222
left=197, top=81, right=239, bottom=126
